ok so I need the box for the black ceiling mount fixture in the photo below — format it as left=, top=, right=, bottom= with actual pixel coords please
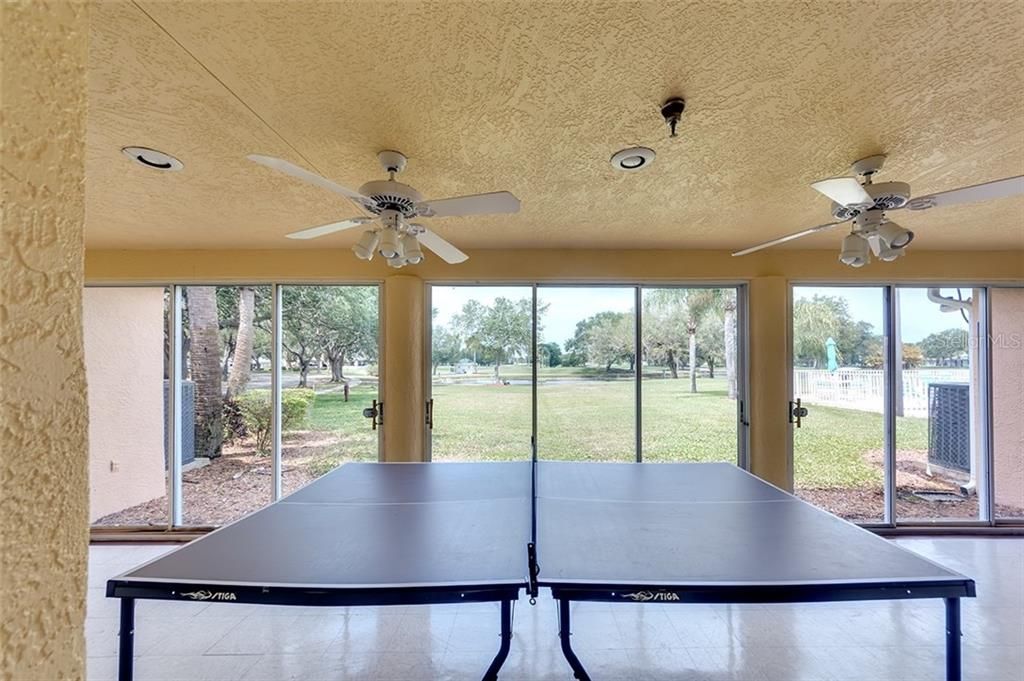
left=660, top=97, right=686, bottom=138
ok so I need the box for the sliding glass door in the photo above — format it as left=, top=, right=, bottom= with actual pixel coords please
left=793, top=283, right=1012, bottom=526
left=88, top=283, right=381, bottom=530
left=895, top=287, right=982, bottom=522
left=641, top=287, right=741, bottom=463
left=428, top=286, right=533, bottom=461
left=791, top=286, right=887, bottom=523
left=427, top=283, right=746, bottom=465
left=537, top=286, right=636, bottom=461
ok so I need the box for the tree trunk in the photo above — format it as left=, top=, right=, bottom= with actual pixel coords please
left=225, top=287, right=255, bottom=398
left=298, top=360, right=309, bottom=388
left=330, top=351, right=346, bottom=382
left=707, top=358, right=715, bottom=379
left=688, top=329, right=698, bottom=393
left=667, top=348, right=678, bottom=379
left=186, top=286, right=223, bottom=459
left=724, top=303, right=737, bottom=399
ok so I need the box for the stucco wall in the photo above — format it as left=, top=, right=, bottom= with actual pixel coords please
left=84, top=288, right=166, bottom=522
left=992, top=287, right=1024, bottom=514
left=0, top=2, right=89, bottom=679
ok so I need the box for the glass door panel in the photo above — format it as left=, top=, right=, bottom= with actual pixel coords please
left=429, top=286, right=533, bottom=461
left=895, top=287, right=981, bottom=521
left=792, top=286, right=886, bottom=523
left=279, top=285, right=380, bottom=495
left=537, top=286, right=635, bottom=461
left=641, top=287, right=740, bottom=462
left=178, top=285, right=273, bottom=525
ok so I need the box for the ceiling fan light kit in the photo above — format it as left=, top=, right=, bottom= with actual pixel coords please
left=249, top=149, right=521, bottom=267
left=733, top=153, right=1024, bottom=266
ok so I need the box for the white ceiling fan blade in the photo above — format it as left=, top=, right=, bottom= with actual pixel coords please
left=905, top=175, right=1024, bottom=211
left=416, top=229, right=468, bottom=263
left=248, top=154, right=370, bottom=204
left=418, top=191, right=520, bottom=218
left=285, top=218, right=369, bottom=240
left=811, top=177, right=874, bottom=208
left=731, top=219, right=851, bottom=256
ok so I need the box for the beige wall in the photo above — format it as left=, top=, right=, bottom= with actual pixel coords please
left=991, top=287, right=1024, bottom=514
left=84, top=288, right=167, bottom=522
left=0, top=2, right=89, bottom=678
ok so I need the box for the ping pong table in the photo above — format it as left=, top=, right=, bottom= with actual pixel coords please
left=108, top=461, right=975, bottom=681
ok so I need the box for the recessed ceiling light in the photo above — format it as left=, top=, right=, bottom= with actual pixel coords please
left=121, top=146, right=183, bottom=171
left=610, top=147, right=655, bottom=172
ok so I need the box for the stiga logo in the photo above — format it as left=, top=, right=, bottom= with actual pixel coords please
left=621, top=591, right=680, bottom=602
left=180, top=590, right=237, bottom=601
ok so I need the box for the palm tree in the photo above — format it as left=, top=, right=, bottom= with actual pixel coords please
left=225, top=287, right=255, bottom=398
left=186, top=286, right=223, bottom=459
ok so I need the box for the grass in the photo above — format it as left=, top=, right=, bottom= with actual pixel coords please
left=299, top=374, right=929, bottom=489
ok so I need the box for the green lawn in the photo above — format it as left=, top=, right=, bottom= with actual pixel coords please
left=301, top=375, right=929, bottom=489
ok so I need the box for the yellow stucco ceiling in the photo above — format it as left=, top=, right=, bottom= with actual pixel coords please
left=86, top=1, right=1024, bottom=252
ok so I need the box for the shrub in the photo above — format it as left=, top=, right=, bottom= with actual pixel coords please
left=235, top=388, right=315, bottom=454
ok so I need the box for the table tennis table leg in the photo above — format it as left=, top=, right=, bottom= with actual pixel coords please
left=481, top=599, right=513, bottom=681
left=118, top=598, right=135, bottom=681
left=945, top=597, right=962, bottom=681
left=558, top=598, right=591, bottom=681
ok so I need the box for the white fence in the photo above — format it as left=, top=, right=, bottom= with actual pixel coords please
left=794, top=368, right=970, bottom=418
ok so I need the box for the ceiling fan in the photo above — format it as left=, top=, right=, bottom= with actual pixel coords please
left=732, top=155, right=1024, bottom=266
left=248, top=150, right=520, bottom=267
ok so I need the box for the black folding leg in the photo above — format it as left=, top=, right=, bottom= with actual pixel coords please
left=482, top=599, right=513, bottom=681
left=118, top=598, right=135, bottom=681
left=558, top=599, right=591, bottom=681
left=945, top=597, right=962, bottom=681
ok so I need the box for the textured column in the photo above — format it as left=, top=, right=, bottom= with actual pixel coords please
left=381, top=275, right=426, bottom=461
left=747, top=276, right=792, bottom=490
left=0, top=2, right=90, bottom=678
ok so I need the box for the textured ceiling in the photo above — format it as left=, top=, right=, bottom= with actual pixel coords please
left=86, top=1, right=1024, bottom=252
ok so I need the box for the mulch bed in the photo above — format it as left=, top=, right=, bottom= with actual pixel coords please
left=799, top=448, right=1022, bottom=520
left=93, top=432, right=351, bottom=527
left=97, top=441, right=1022, bottom=527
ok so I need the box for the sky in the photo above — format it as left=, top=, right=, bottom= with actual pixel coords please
left=432, top=285, right=972, bottom=348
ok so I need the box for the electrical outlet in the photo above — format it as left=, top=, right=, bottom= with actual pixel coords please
left=110, top=460, right=119, bottom=472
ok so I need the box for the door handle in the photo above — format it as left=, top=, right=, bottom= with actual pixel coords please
left=362, top=399, right=384, bottom=430
left=789, top=398, right=808, bottom=428
left=425, top=398, right=434, bottom=430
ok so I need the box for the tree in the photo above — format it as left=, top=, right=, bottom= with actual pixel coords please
left=225, top=287, right=255, bottom=397
left=793, top=295, right=853, bottom=368
left=539, top=341, right=562, bottom=367
left=584, top=312, right=635, bottom=371
left=432, top=325, right=462, bottom=374
left=643, top=290, right=688, bottom=379
left=920, top=327, right=969, bottom=364
left=185, top=286, right=224, bottom=459
left=644, top=289, right=721, bottom=392
left=478, top=297, right=533, bottom=380
left=269, top=287, right=378, bottom=387
left=321, top=288, right=377, bottom=382
left=722, top=293, right=738, bottom=399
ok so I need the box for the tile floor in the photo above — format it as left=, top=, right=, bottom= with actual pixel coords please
left=87, top=538, right=1022, bottom=680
